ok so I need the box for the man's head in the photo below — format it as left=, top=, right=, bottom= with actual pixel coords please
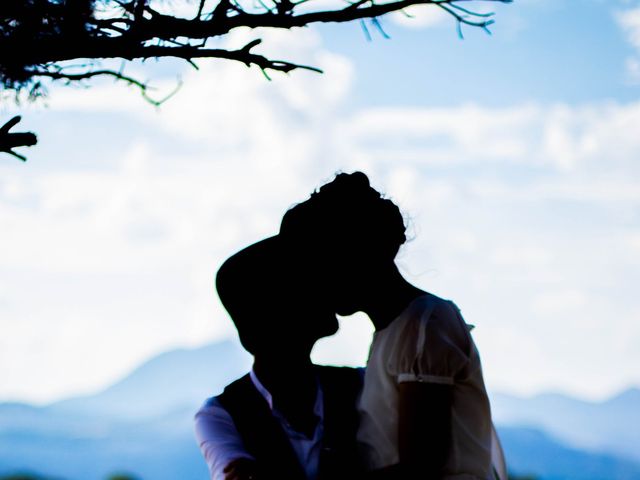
left=216, top=236, right=339, bottom=358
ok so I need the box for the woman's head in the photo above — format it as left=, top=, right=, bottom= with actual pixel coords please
left=279, top=171, right=407, bottom=314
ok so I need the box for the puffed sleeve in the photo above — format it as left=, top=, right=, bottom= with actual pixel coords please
left=397, top=300, right=471, bottom=385
left=194, top=397, right=255, bottom=480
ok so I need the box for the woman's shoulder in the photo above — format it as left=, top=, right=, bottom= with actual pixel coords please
left=413, top=293, right=470, bottom=343
left=413, top=291, right=462, bottom=320
left=388, top=292, right=473, bottom=381
left=380, top=292, right=465, bottom=346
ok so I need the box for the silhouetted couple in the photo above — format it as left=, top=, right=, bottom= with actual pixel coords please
left=195, top=172, right=507, bottom=480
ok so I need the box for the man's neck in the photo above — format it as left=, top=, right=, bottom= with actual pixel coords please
left=252, top=355, right=314, bottom=389
left=252, top=356, right=319, bottom=437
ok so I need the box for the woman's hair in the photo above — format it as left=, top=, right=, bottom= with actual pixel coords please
left=279, top=171, right=407, bottom=263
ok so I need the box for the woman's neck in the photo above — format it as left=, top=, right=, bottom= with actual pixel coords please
left=364, top=270, right=425, bottom=331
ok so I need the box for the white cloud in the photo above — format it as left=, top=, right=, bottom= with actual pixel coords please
left=2, top=28, right=640, bottom=403
left=616, top=6, right=640, bottom=82
left=617, top=7, right=640, bottom=50
left=0, top=29, right=357, bottom=403
left=532, top=289, right=588, bottom=315
left=342, top=101, right=640, bottom=175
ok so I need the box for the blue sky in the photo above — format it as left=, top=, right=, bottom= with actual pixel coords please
left=321, top=0, right=639, bottom=106
left=1, top=0, right=640, bottom=404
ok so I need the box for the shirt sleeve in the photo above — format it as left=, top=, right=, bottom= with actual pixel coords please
left=397, top=300, right=471, bottom=385
left=194, top=397, right=255, bottom=480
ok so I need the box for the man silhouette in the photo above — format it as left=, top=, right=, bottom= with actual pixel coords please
left=194, top=236, right=364, bottom=480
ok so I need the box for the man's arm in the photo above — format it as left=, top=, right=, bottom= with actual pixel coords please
left=194, top=398, right=258, bottom=480
left=223, top=458, right=262, bottom=480
left=398, top=382, right=453, bottom=479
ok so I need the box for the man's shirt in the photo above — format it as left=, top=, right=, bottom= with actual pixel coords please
left=194, top=369, right=324, bottom=480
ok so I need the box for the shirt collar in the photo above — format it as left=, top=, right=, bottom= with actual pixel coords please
left=250, top=368, right=275, bottom=410
left=249, top=367, right=324, bottom=421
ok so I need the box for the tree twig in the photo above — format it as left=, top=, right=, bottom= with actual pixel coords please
left=0, top=0, right=511, bottom=90
left=0, top=116, right=38, bottom=162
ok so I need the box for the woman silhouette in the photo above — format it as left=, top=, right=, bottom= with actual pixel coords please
left=279, top=172, right=506, bottom=480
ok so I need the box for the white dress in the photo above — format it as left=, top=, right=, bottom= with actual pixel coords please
left=357, top=293, right=507, bottom=480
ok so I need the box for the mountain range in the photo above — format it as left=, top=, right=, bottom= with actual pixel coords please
left=1, top=340, right=639, bottom=480
left=492, top=388, right=640, bottom=463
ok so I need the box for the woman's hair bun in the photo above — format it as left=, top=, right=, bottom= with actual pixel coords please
left=280, top=171, right=407, bottom=261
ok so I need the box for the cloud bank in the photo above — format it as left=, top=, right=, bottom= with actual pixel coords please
left=1, top=27, right=639, bottom=403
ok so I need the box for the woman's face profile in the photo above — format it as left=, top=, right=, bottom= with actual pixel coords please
left=312, top=250, right=374, bottom=317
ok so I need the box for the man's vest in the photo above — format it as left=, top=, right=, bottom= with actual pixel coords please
left=216, top=365, right=363, bottom=480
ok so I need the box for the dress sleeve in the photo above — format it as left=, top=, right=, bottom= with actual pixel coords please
left=194, top=397, right=255, bottom=480
left=397, top=300, right=471, bottom=385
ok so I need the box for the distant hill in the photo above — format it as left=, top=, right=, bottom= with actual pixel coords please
left=0, top=340, right=251, bottom=480
left=0, top=409, right=208, bottom=480
left=2, top=339, right=640, bottom=480
left=51, top=340, right=252, bottom=419
left=499, top=426, right=640, bottom=480
left=492, top=388, right=640, bottom=462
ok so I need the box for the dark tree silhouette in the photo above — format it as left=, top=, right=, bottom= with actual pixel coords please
left=0, top=0, right=510, bottom=159
left=0, top=116, right=37, bottom=162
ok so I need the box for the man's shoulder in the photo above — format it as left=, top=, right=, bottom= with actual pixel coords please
left=216, top=372, right=253, bottom=402
left=192, top=373, right=254, bottom=416
left=194, top=394, right=229, bottom=422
